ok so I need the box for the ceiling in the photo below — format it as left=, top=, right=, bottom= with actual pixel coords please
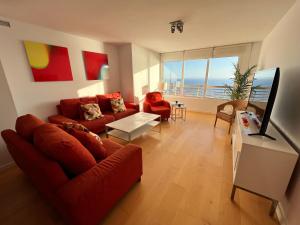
left=0, top=0, right=295, bottom=52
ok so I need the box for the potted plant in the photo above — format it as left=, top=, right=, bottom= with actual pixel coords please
left=225, top=64, right=257, bottom=100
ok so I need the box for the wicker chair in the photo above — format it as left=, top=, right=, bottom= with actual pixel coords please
left=214, top=100, right=247, bottom=133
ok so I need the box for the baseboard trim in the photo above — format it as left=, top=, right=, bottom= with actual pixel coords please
left=276, top=202, right=288, bottom=225
left=0, top=161, right=15, bottom=171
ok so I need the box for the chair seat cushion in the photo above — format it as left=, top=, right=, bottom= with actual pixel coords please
left=150, top=106, right=170, bottom=113
left=216, top=112, right=233, bottom=122
left=78, top=115, right=115, bottom=133
left=33, top=124, right=96, bottom=175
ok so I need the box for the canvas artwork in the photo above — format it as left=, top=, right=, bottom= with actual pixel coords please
left=23, top=41, right=73, bottom=82
left=83, top=51, right=109, bottom=80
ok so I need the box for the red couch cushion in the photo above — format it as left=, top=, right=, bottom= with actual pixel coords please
left=15, top=114, right=45, bottom=141
left=102, top=139, right=123, bottom=156
left=105, top=108, right=137, bottom=120
left=97, top=92, right=121, bottom=112
left=60, top=98, right=81, bottom=119
left=33, top=124, right=96, bottom=175
left=69, top=129, right=107, bottom=160
left=78, top=115, right=115, bottom=133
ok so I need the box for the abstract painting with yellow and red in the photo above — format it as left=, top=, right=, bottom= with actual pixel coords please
left=83, top=51, right=109, bottom=80
left=23, top=41, right=73, bottom=82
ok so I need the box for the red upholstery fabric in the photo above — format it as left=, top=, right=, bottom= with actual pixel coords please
left=56, top=144, right=142, bottom=225
left=15, top=114, right=45, bottom=141
left=1, top=129, right=69, bottom=201
left=124, top=102, right=140, bottom=111
left=102, top=139, right=123, bottom=156
left=104, top=108, right=137, bottom=120
left=60, top=98, right=81, bottom=119
left=1, top=114, right=143, bottom=225
left=143, top=92, right=171, bottom=119
left=97, top=92, right=121, bottom=112
left=69, top=129, right=107, bottom=160
left=34, top=124, right=96, bottom=175
left=79, top=115, right=115, bottom=133
left=48, top=114, right=78, bottom=125
left=49, top=93, right=139, bottom=134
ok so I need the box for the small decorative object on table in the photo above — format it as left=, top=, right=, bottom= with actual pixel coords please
left=171, top=101, right=186, bottom=121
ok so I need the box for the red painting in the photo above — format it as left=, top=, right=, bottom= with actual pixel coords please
left=23, top=41, right=73, bottom=82
left=83, top=51, right=109, bottom=80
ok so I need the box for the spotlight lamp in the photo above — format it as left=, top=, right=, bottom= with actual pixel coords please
left=169, top=20, right=184, bottom=33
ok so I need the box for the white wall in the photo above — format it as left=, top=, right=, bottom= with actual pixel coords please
left=118, top=43, right=160, bottom=106
left=0, top=60, right=17, bottom=169
left=118, top=44, right=134, bottom=102
left=132, top=44, right=160, bottom=105
left=0, top=17, right=121, bottom=121
left=258, top=1, right=300, bottom=225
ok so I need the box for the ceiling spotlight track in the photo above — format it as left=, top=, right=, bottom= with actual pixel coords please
left=169, top=20, right=184, bottom=33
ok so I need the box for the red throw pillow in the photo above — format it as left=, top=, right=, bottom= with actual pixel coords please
left=15, top=114, right=45, bottom=141
left=69, top=128, right=107, bottom=160
left=33, top=124, right=96, bottom=175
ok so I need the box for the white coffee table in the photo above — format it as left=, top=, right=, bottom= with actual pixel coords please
left=105, top=112, right=161, bottom=142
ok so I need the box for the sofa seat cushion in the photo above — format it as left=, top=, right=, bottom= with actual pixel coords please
left=69, top=129, right=107, bottom=160
left=102, top=139, right=123, bottom=156
left=33, top=124, right=96, bottom=175
left=15, top=114, right=45, bottom=141
left=105, top=108, right=137, bottom=120
left=60, top=98, right=81, bottom=119
left=78, top=115, right=115, bottom=134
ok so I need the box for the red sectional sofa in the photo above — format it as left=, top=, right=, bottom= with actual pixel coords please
left=1, top=114, right=143, bottom=225
left=48, top=92, right=139, bottom=133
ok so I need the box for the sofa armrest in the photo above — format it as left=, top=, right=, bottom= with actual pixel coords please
left=125, top=102, right=140, bottom=111
left=48, top=114, right=77, bottom=125
left=56, top=144, right=142, bottom=225
left=143, top=101, right=152, bottom=113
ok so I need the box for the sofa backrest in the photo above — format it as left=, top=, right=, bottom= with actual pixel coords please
left=145, top=92, right=163, bottom=104
left=97, top=92, right=121, bottom=113
left=2, top=114, right=69, bottom=200
left=59, top=97, right=98, bottom=119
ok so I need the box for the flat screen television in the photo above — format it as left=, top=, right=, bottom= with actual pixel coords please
left=247, top=67, right=280, bottom=140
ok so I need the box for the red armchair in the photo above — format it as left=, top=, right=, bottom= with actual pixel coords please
left=1, top=114, right=143, bottom=225
left=143, top=92, right=171, bottom=120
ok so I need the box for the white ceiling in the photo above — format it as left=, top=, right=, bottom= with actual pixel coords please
left=0, top=0, right=295, bottom=52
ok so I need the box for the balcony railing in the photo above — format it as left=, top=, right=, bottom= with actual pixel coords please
left=164, top=83, right=230, bottom=99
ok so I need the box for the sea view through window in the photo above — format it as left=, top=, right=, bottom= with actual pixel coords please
left=163, top=56, right=239, bottom=99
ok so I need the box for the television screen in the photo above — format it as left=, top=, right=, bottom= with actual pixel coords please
left=247, top=68, right=280, bottom=137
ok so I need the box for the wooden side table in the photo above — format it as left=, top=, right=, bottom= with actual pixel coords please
left=171, top=102, right=186, bottom=121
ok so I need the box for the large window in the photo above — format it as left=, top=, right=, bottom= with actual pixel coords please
left=163, top=61, right=182, bottom=95
left=183, top=59, right=207, bottom=97
left=163, top=56, right=239, bottom=99
left=206, top=56, right=239, bottom=99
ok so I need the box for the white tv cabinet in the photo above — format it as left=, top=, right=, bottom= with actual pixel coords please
left=231, top=111, right=298, bottom=215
